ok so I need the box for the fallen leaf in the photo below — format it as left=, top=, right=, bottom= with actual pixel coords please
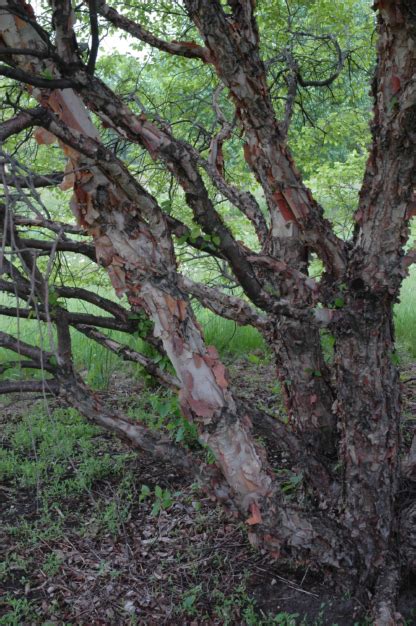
left=246, top=501, right=262, bottom=526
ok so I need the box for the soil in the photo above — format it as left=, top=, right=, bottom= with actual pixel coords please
left=1, top=356, right=416, bottom=625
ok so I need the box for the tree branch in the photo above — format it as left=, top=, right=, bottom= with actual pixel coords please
left=0, top=379, right=60, bottom=394
left=1, top=171, right=64, bottom=188
left=0, top=107, right=40, bottom=141
left=95, top=1, right=210, bottom=62
left=0, top=63, right=74, bottom=88
left=180, top=275, right=268, bottom=329
left=0, top=302, right=137, bottom=333
left=0, top=358, right=53, bottom=375
left=0, top=329, right=54, bottom=363
left=87, top=0, right=99, bottom=74
left=75, top=324, right=180, bottom=388
left=294, top=32, right=347, bottom=88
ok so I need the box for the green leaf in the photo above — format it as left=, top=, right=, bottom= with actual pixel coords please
left=334, top=297, right=345, bottom=309
left=161, top=200, right=172, bottom=214
left=390, top=351, right=400, bottom=366
left=139, top=484, right=150, bottom=502
left=150, top=501, right=161, bottom=517
left=41, top=69, right=53, bottom=80
left=175, top=426, right=185, bottom=442
left=127, top=312, right=141, bottom=320
left=48, top=288, right=60, bottom=308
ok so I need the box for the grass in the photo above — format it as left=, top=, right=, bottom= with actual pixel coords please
left=0, top=406, right=132, bottom=506
left=1, top=268, right=415, bottom=391
left=198, top=306, right=265, bottom=355
left=1, top=301, right=416, bottom=622
left=0, top=399, right=306, bottom=625
left=395, top=267, right=416, bottom=358
left=0, top=288, right=265, bottom=390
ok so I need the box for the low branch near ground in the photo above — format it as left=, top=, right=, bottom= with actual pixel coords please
left=0, top=358, right=53, bottom=375
left=0, top=379, right=60, bottom=394
left=75, top=324, right=180, bottom=388
left=0, top=329, right=54, bottom=363
left=0, top=302, right=136, bottom=333
left=58, top=371, right=194, bottom=473
left=0, top=327, right=194, bottom=472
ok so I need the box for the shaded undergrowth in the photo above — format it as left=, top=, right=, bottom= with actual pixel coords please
left=1, top=358, right=416, bottom=624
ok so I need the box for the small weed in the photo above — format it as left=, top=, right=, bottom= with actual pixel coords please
left=94, top=474, right=135, bottom=537
left=180, top=584, right=202, bottom=616
left=127, top=390, right=199, bottom=448
left=138, top=483, right=176, bottom=516
left=0, top=597, right=35, bottom=625
left=212, top=580, right=300, bottom=625
left=42, top=551, right=63, bottom=577
left=150, top=485, right=174, bottom=517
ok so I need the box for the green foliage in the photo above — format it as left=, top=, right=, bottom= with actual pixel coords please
left=211, top=581, right=300, bottom=625
left=150, top=485, right=174, bottom=517
left=0, top=406, right=131, bottom=505
left=42, top=551, right=64, bottom=577
left=127, top=390, right=199, bottom=447
left=0, top=597, right=35, bottom=625
left=395, top=267, right=416, bottom=358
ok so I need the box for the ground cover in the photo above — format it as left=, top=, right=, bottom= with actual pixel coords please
left=1, top=354, right=416, bottom=625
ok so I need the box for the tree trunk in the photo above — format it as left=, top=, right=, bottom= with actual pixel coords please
left=267, top=319, right=336, bottom=458
left=336, top=298, right=401, bottom=616
left=2, top=0, right=416, bottom=621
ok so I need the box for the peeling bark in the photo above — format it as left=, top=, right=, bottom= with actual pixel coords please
left=1, top=0, right=415, bottom=618
left=335, top=303, right=401, bottom=593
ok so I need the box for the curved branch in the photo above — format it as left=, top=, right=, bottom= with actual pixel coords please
left=96, top=1, right=210, bottom=62
left=293, top=32, right=347, bottom=88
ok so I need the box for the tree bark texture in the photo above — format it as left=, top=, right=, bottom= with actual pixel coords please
left=1, top=0, right=415, bottom=620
